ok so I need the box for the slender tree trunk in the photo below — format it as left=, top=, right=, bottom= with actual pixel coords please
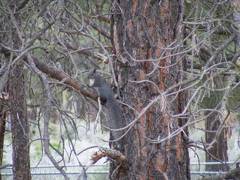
left=111, top=0, right=190, bottom=179
left=0, top=103, right=6, bottom=180
left=205, top=110, right=229, bottom=171
left=202, top=77, right=229, bottom=171
left=8, top=3, right=31, bottom=178
left=0, top=86, right=9, bottom=175
left=9, top=62, right=31, bottom=180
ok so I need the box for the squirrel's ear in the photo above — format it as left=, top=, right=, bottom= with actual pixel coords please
left=88, top=68, right=99, bottom=87
left=88, top=68, right=97, bottom=78
left=89, top=78, right=95, bottom=86
left=89, top=68, right=96, bottom=74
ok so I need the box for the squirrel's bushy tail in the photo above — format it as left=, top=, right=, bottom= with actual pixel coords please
left=106, top=97, right=124, bottom=141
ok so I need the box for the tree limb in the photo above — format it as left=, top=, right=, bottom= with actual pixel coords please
left=0, top=46, right=98, bottom=101
left=91, top=147, right=126, bottom=165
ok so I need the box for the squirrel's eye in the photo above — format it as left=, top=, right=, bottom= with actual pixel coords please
left=89, top=79, right=95, bottom=86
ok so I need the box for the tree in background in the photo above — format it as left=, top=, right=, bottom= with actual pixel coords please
left=0, top=91, right=8, bottom=180
left=1, top=1, right=32, bottom=179
left=184, top=0, right=240, bottom=173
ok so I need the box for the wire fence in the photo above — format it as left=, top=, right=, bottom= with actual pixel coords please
left=0, top=162, right=235, bottom=180
left=1, top=164, right=108, bottom=180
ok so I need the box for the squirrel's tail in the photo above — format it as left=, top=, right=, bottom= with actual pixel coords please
left=106, top=98, right=124, bottom=141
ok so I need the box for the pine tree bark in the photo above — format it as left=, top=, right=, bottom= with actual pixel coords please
left=111, top=0, right=190, bottom=179
left=9, top=62, right=31, bottom=180
left=8, top=2, right=31, bottom=179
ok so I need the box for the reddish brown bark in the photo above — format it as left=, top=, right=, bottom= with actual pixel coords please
left=111, top=0, right=189, bottom=179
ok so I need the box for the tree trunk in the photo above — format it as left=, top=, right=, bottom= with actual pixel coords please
left=8, top=9, right=31, bottom=177
left=7, top=2, right=31, bottom=179
left=201, top=81, right=229, bottom=171
left=9, top=62, right=31, bottom=180
left=205, top=110, right=229, bottom=171
left=111, top=0, right=190, bottom=179
left=0, top=102, right=7, bottom=180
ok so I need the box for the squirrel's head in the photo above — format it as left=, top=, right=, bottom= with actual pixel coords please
left=88, top=69, right=104, bottom=87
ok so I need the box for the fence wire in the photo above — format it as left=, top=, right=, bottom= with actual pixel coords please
left=0, top=162, right=236, bottom=180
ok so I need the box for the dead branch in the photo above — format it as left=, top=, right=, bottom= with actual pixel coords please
left=0, top=46, right=98, bottom=101
left=31, top=57, right=98, bottom=100
left=91, top=147, right=126, bottom=165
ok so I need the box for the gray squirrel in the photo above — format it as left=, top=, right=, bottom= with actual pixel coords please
left=88, top=70, right=124, bottom=149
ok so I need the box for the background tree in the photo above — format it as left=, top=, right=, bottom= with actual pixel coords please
left=1, top=1, right=32, bottom=179
left=0, top=91, right=8, bottom=180
left=184, top=0, right=240, bottom=174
